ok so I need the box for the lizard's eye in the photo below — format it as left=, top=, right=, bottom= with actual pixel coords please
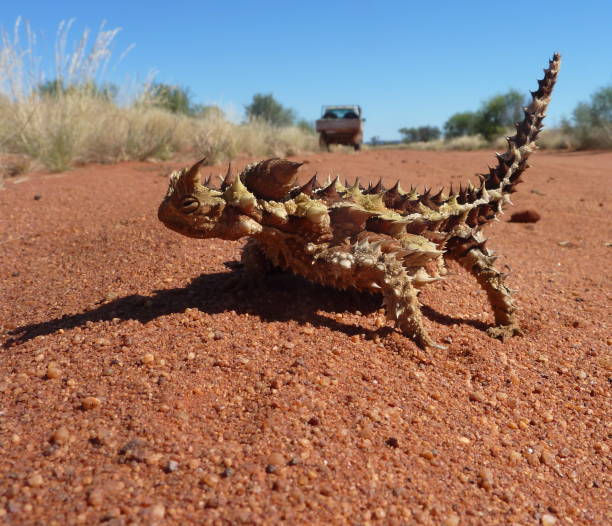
left=181, top=197, right=199, bottom=214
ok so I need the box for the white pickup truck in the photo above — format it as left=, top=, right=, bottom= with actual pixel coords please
left=315, top=105, right=364, bottom=151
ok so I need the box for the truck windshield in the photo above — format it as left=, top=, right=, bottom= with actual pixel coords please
left=322, top=108, right=359, bottom=119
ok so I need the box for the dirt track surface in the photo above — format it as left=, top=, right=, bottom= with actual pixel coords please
left=1, top=149, right=610, bottom=525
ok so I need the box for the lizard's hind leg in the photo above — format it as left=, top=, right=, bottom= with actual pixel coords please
left=447, top=239, right=522, bottom=341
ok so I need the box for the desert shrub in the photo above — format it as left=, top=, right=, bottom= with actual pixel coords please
left=443, top=90, right=526, bottom=142
left=530, top=128, right=573, bottom=150
left=402, top=134, right=488, bottom=151
left=0, top=93, right=177, bottom=169
left=474, top=90, right=524, bottom=141
left=399, top=125, right=441, bottom=143
left=0, top=153, right=32, bottom=179
left=0, top=93, right=89, bottom=171
left=441, top=89, right=598, bottom=149
left=296, top=119, right=315, bottom=133
left=272, top=123, right=318, bottom=156
left=145, top=83, right=199, bottom=115
left=173, top=115, right=315, bottom=166
left=444, top=111, right=479, bottom=139
left=445, top=134, right=489, bottom=150
left=0, top=19, right=318, bottom=171
left=117, top=107, right=179, bottom=161
left=0, top=19, right=128, bottom=170
left=195, top=105, right=225, bottom=119
left=566, top=86, right=612, bottom=149
left=234, top=118, right=317, bottom=158
left=245, top=93, right=296, bottom=127
left=192, top=114, right=238, bottom=165
left=38, top=79, right=118, bottom=101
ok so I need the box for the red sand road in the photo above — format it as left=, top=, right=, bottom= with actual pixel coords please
left=0, top=149, right=610, bottom=525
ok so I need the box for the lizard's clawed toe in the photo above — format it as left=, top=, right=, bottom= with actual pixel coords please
left=487, top=324, right=523, bottom=341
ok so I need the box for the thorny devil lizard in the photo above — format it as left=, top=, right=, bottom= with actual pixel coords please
left=158, top=54, right=560, bottom=349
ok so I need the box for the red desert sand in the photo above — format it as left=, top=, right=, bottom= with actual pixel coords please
left=1, top=149, right=610, bottom=525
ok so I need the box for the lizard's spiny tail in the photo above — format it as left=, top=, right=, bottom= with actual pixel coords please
left=486, top=53, right=561, bottom=196
left=443, top=53, right=561, bottom=230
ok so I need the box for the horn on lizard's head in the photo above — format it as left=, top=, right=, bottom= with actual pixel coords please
left=181, top=157, right=207, bottom=188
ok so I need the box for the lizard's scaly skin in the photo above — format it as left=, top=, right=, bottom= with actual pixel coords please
left=158, top=54, right=560, bottom=348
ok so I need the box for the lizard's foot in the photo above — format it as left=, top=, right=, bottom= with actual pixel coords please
left=378, top=263, right=447, bottom=351
left=221, top=272, right=265, bottom=292
left=412, top=331, right=447, bottom=351
left=394, top=320, right=446, bottom=350
left=487, top=324, right=523, bottom=341
left=223, top=239, right=276, bottom=292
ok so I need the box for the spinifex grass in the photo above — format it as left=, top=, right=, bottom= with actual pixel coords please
left=0, top=19, right=316, bottom=172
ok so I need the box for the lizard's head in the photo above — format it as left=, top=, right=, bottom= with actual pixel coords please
left=158, top=158, right=263, bottom=240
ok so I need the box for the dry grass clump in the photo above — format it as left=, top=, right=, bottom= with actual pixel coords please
left=535, top=128, right=574, bottom=150
left=0, top=94, right=186, bottom=170
left=401, top=134, right=488, bottom=151
left=180, top=116, right=318, bottom=166
left=0, top=93, right=317, bottom=172
left=0, top=153, right=32, bottom=179
left=491, top=128, right=574, bottom=151
left=234, top=119, right=318, bottom=159
left=443, top=135, right=489, bottom=150
left=190, top=114, right=238, bottom=165
left=0, top=19, right=317, bottom=172
left=568, top=124, right=612, bottom=150
left=401, top=129, right=574, bottom=152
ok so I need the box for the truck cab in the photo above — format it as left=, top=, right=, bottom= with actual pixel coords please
left=315, top=105, right=364, bottom=151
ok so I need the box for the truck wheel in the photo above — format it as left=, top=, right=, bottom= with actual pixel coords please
left=353, top=143, right=361, bottom=151
left=319, top=134, right=330, bottom=152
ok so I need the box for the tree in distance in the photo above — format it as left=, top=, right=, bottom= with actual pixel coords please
left=147, top=83, right=199, bottom=115
left=194, top=105, right=226, bottom=120
left=443, top=89, right=525, bottom=141
left=475, top=90, right=524, bottom=141
left=399, top=125, right=441, bottom=143
left=296, top=119, right=315, bottom=133
left=37, top=79, right=118, bottom=101
left=443, top=111, right=479, bottom=139
left=245, top=93, right=296, bottom=127
left=568, top=85, right=612, bottom=149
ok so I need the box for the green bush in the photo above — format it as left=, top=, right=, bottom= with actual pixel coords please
left=568, top=86, right=612, bottom=149
left=37, top=79, right=118, bottom=102
left=444, top=111, right=479, bottom=139
left=245, top=93, right=296, bottom=127
left=194, top=105, right=225, bottom=120
left=399, top=125, right=441, bottom=143
left=0, top=19, right=318, bottom=171
left=296, top=119, right=315, bottom=134
left=475, top=90, right=524, bottom=141
left=146, top=83, right=198, bottom=115
left=443, top=90, right=525, bottom=141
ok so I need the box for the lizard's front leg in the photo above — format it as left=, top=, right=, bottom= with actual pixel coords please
left=241, top=239, right=275, bottom=276
left=223, top=239, right=275, bottom=291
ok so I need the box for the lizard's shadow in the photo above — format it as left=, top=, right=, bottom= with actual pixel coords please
left=5, top=266, right=487, bottom=346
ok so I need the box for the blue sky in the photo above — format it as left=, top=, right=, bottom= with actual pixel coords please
left=3, top=0, right=612, bottom=140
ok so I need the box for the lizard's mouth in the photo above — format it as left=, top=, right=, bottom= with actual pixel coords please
left=157, top=204, right=211, bottom=238
left=162, top=218, right=218, bottom=239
